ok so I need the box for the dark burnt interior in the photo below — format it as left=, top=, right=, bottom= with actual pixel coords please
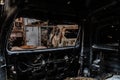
left=0, top=0, right=120, bottom=80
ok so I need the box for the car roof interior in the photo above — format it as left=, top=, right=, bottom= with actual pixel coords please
left=5, top=0, right=119, bottom=22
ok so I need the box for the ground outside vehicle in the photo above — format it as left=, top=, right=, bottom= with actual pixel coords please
left=0, top=0, right=120, bottom=80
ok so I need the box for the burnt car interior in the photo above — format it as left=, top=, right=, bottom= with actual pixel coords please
left=0, top=0, right=120, bottom=80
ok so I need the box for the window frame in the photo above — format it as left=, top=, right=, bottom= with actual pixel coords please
left=6, top=17, right=81, bottom=55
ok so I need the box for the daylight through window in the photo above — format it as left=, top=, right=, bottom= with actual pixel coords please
left=8, top=17, right=79, bottom=51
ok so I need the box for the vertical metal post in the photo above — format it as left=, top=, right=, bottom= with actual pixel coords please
left=0, top=0, right=4, bottom=16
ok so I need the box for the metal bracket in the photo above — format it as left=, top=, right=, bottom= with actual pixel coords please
left=0, top=57, right=6, bottom=68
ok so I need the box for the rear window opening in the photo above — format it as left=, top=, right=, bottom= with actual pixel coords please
left=7, top=17, right=79, bottom=51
